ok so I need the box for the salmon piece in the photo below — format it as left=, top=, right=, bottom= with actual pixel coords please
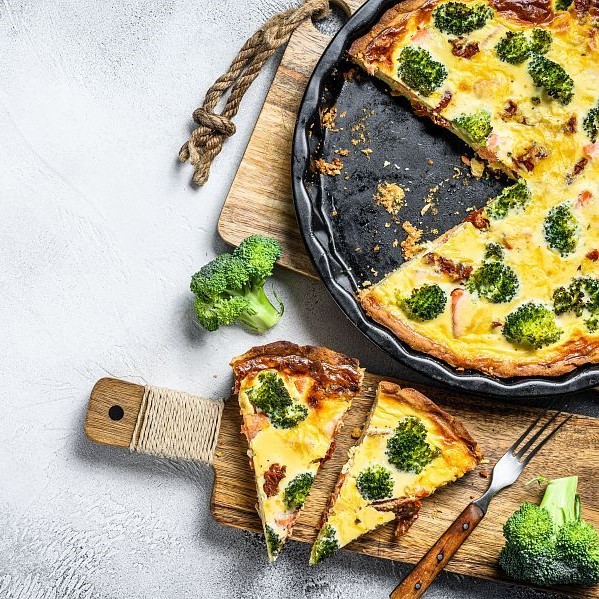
left=243, top=413, right=269, bottom=440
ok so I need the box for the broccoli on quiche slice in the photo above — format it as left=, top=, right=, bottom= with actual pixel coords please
left=231, top=342, right=363, bottom=562
left=309, top=382, right=482, bottom=565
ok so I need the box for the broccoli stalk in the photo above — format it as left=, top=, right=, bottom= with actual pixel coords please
left=190, top=235, right=283, bottom=333
left=499, top=476, right=599, bottom=586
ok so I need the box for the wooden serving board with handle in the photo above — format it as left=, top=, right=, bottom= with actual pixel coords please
left=218, top=0, right=368, bottom=278
left=86, top=374, right=599, bottom=597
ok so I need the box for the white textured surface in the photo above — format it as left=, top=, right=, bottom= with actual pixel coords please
left=0, top=1, right=578, bottom=597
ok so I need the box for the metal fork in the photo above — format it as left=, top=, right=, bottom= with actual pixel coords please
left=390, top=405, right=573, bottom=599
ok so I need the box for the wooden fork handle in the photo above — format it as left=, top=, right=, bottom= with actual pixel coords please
left=390, top=502, right=485, bottom=599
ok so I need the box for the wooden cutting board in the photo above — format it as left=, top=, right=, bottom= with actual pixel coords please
left=86, top=375, right=599, bottom=597
left=218, top=0, right=368, bottom=278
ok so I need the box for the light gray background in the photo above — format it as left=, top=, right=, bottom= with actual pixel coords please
left=1, top=1, right=596, bottom=597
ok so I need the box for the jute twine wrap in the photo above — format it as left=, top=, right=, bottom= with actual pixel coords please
left=179, top=0, right=330, bottom=186
left=130, top=385, right=224, bottom=464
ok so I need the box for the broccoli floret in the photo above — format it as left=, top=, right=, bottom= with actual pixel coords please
left=495, top=29, right=552, bottom=64
left=528, top=55, right=574, bottom=105
left=265, top=525, right=283, bottom=560
left=553, top=277, right=599, bottom=333
left=432, top=1, right=494, bottom=35
left=486, top=180, right=531, bottom=220
left=467, top=262, right=519, bottom=303
left=386, top=416, right=441, bottom=474
left=554, top=0, right=573, bottom=10
left=398, top=284, right=447, bottom=321
left=484, top=243, right=505, bottom=261
left=495, top=31, right=531, bottom=64
left=544, top=203, right=578, bottom=256
left=190, top=235, right=283, bottom=333
left=246, top=371, right=308, bottom=429
left=503, top=303, right=563, bottom=348
left=356, top=465, right=394, bottom=501
left=453, top=110, right=493, bottom=145
left=398, top=46, right=448, bottom=96
left=309, top=524, right=339, bottom=565
left=283, top=473, right=315, bottom=510
left=583, top=102, right=599, bottom=143
left=530, top=29, right=552, bottom=54
left=499, top=476, right=599, bottom=586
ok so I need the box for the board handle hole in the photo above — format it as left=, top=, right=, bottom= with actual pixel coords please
left=108, top=405, right=124, bottom=421
left=312, top=1, right=350, bottom=37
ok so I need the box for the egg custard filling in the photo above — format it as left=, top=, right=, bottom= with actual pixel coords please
left=230, top=342, right=363, bottom=561
left=310, top=381, right=482, bottom=564
left=350, top=0, right=599, bottom=376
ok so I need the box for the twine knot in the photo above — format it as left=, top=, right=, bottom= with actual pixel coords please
left=179, top=0, right=330, bottom=186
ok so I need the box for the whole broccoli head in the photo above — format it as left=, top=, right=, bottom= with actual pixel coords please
left=553, top=277, right=599, bottom=333
left=528, top=55, right=574, bottom=105
left=398, top=284, right=447, bottom=321
left=453, top=110, right=493, bottom=145
left=283, top=473, right=315, bottom=510
left=544, top=203, right=578, bottom=256
left=265, top=525, right=283, bottom=560
left=356, top=465, right=394, bottom=501
left=190, top=235, right=283, bottom=333
left=503, top=303, right=563, bottom=348
left=386, top=416, right=441, bottom=474
left=467, top=261, right=519, bottom=303
left=309, top=524, right=339, bottom=565
left=583, top=101, right=599, bottom=143
left=398, top=46, right=448, bottom=97
left=499, top=476, right=599, bottom=587
left=484, top=242, right=505, bottom=261
left=486, top=180, right=531, bottom=220
left=246, top=371, right=308, bottom=429
left=432, top=1, right=494, bottom=36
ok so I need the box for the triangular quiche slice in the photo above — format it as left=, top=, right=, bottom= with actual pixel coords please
left=309, top=381, right=482, bottom=565
left=230, top=341, right=364, bottom=561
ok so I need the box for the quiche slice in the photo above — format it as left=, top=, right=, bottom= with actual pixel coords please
left=309, top=381, right=482, bottom=565
left=346, top=0, right=599, bottom=376
left=230, top=341, right=363, bottom=561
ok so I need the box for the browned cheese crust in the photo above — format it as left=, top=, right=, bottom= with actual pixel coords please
left=361, top=292, right=599, bottom=377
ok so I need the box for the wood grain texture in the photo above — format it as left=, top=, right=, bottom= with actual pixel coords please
left=85, top=378, right=144, bottom=448
left=211, top=372, right=599, bottom=598
left=218, top=0, right=365, bottom=277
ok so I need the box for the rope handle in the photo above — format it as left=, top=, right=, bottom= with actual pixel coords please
left=179, top=0, right=330, bottom=186
left=85, top=378, right=224, bottom=465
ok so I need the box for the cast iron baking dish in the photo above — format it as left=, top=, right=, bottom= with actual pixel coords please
left=291, top=0, right=599, bottom=397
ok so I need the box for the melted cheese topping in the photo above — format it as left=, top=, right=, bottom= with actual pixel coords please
left=238, top=370, right=352, bottom=550
left=358, top=0, right=599, bottom=371
left=319, top=388, right=479, bottom=549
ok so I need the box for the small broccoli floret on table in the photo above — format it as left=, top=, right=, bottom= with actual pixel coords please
left=283, top=473, right=315, bottom=510
left=486, top=180, right=531, bottom=220
left=453, top=110, right=493, bottom=145
left=247, top=371, right=308, bottom=429
left=432, top=1, right=494, bottom=35
left=484, top=243, right=504, bottom=261
left=386, top=416, right=441, bottom=474
left=190, top=235, right=283, bottom=333
left=499, top=476, right=599, bottom=586
left=398, top=284, right=447, bottom=321
left=309, top=525, right=340, bottom=565
left=503, top=303, right=562, bottom=348
left=583, top=102, right=599, bottom=143
left=467, top=262, right=519, bottom=303
left=544, top=203, right=578, bottom=256
left=398, top=46, right=448, bottom=97
left=356, top=465, right=394, bottom=501
left=528, top=55, right=574, bottom=105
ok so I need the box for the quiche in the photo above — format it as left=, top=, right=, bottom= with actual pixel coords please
left=230, top=341, right=363, bottom=561
left=310, top=381, right=482, bottom=564
left=348, top=0, right=599, bottom=376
